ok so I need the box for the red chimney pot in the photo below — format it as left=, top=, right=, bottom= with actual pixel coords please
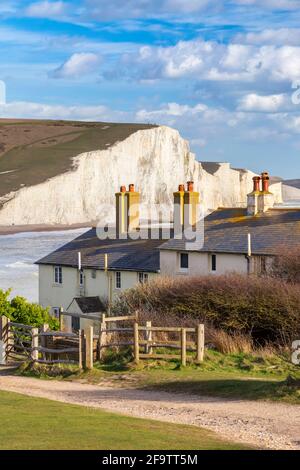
left=261, top=172, right=270, bottom=192
left=120, top=185, right=126, bottom=193
left=129, top=184, right=135, bottom=192
left=252, top=176, right=261, bottom=192
left=187, top=181, right=194, bottom=192
left=178, top=184, right=185, bottom=192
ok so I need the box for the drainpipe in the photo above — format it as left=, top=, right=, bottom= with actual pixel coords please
left=104, top=254, right=112, bottom=315
left=246, top=233, right=252, bottom=275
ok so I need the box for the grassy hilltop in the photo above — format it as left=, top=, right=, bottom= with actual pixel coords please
left=0, top=119, right=156, bottom=201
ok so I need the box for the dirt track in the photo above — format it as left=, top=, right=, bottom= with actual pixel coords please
left=0, top=371, right=299, bottom=450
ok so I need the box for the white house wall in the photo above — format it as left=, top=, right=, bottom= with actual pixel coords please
left=160, top=250, right=248, bottom=277
left=38, top=264, right=157, bottom=312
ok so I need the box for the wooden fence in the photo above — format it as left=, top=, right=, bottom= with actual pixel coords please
left=0, top=315, right=205, bottom=369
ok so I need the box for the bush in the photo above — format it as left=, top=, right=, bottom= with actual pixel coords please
left=0, top=289, right=59, bottom=330
left=271, top=245, right=300, bottom=283
left=115, top=274, right=300, bottom=345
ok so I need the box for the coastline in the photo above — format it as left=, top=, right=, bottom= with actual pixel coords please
left=0, top=222, right=94, bottom=236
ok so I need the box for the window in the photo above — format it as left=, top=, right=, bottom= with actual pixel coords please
left=53, top=307, right=60, bottom=319
left=91, top=269, right=97, bottom=279
left=79, top=270, right=84, bottom=287
left=138, top=272, right=149, bottom=284
left=180, top=253, right=189, bottom=270
left=211, top=254, right=217, bottom=272
left=54, top=266, right=62, bottom=284
left=115, top=271, right=121, bottom=289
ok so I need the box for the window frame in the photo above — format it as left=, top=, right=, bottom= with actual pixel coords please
left=54, top=266, right=63, bottom=285
left=179, top=252, right=189, bottom=271
left=138, top=272, right=149, bottom=284
left=115, top=271, right=122, bottom=289
left=53, top=307, right=60, bottom=319
left=79, top=270, right=84, bottom=287
left=211, top=254, right=217, bottom=272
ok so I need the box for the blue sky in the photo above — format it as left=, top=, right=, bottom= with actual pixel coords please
left=1, top=1, right=300, bottom=177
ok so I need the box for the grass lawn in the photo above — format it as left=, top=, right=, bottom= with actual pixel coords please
left=0, top=390, right=250, bottom=450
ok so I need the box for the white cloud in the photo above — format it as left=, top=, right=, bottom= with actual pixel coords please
left=25, top=1, right=68, bottom=19
left=0, top=100, right=127, bottom=121
left=238, top=93, right=289, bottom=112
left=235, top=28, right=300, bottom=46
left=234, top=0, right=300, bottom=9
left=136, top=102, right=208, bottom=120
left=82, top=0, right=216, bottom=21
left=51, top=52, right=101, bottom=79
left=106, top=39, right=300, bottom=84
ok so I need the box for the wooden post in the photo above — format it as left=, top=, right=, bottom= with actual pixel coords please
left=31, top=328, right=39, bottom=363
left=99, top=315, right=107, bottom=361
left=59, top=307, right=64, bottom=331
left=78, top=329, right=83, bottom=369
left=85, top=326, right=93, bottom=369
left=196, top=324, right=205, bottom=363
left=181, top=328, right=186, bottom=366
left=134, top=322, right=139, bottom=364
left=0, top=316, right=9, bottom=365
left=145, top=321, right=152, bottom=354
left=40, top=324, right=49, bottom=362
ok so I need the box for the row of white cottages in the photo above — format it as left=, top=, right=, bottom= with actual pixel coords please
left=36, top=172, right=300, bottom=330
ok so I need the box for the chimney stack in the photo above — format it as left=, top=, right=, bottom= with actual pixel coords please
left=247, top=176, right=261, bottom=216
left=174, top=181, right=200, bottom=235
left=116, top=184, right=140, bottom=237
left=258, top=171, right=274, bottom=213
left=247, top=172, right=274, bottom=216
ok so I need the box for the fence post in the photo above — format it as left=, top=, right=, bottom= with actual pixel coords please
left=31, top=328, right=39, bottom=363
left=134, top=322, right=139, bottom=364
left=78, top=329, right=83, bottom=369
left=59, top=307, right=64, bottom=331
left=85, top=326, right=93, bottom=370
left=181, top=328, right=186, bottom=366
left=99, top=319, right=106, bottom=361
left=40, top=324, right=49, bottom=362
left=0, top=316, right=9, bottom=365
left=145, top=321, right=152, bottom=354
left=196, top=324, right=205, bottom=363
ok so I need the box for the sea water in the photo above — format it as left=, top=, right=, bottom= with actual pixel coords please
left=0, top=228, right=89, bottom=302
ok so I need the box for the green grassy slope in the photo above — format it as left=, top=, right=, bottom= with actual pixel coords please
left=0, top=119, right=156, bottom=201
left=0, top=390, right=249, bottom=450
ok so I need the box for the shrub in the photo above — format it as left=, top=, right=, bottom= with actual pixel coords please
left=115, top=274, right=300, bottom=345
left=0, top=289, right=59, bottom=330
left=271, top=245, right=300, bottom=283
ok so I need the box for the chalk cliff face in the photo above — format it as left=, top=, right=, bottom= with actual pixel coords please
left=0, top=126, right=282, bottom=225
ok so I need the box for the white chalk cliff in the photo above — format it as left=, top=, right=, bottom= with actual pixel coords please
left=0, top=126, right=282, bottom=225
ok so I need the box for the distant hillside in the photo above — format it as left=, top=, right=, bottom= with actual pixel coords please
left=0, top=119, right=156, bottom=200
left=284, top=179, right=300, bottom=189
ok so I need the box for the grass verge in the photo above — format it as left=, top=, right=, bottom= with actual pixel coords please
left=18, top=349, right=300, bottom=405
left=0, top=390, right=250, bottom=450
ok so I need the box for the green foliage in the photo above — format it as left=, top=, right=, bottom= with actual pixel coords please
left=0, top=289, right=14, bottom=318
left=0, top=289, right=59, bottom=330
left=115, top=274, right=300, bottom=345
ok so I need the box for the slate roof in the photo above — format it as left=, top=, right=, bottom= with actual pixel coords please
left=36, top=228, right=167, bottom=272
left=72, top=296, right=106, bottom=314
left=36, top=208, right=300, bottom=270
left=159, top=208, right=300, bottom=255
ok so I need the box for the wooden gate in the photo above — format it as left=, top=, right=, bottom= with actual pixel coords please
left=0, top=317, right=33, bottom=364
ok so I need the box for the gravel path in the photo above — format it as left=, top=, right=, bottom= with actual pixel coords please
left=0, top=371, right=299, bottom=450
